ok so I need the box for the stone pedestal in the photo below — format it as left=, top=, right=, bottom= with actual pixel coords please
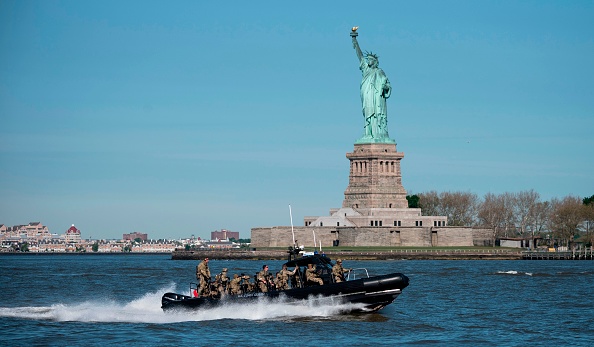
left=343, top=143, right=408, bottom=209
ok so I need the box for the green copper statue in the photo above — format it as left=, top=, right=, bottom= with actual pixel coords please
left=351, top=27, right=395, bottom=144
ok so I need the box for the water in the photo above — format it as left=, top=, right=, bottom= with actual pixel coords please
left=0, top=254, right=592, bottom=346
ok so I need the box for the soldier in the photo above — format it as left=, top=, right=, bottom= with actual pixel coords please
left=196, top=257, right=211, bottom=296
left=332, top=259, right=351, bottom=283
left=305, top=263, right=323, bottom=285
left=241, top=274, right=254, bottom=293
left=229, top=273, right=242, bottom=295
left=276, top=264, right=298, bottom=290
left=257, top=264, right=274, bottom=292
left=215, top=268, right=230, bottom=295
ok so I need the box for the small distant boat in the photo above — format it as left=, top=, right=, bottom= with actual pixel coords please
left=161, top=248, right=409, bottom=313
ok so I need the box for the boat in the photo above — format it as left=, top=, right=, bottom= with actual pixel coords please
left=161, top=247, right=410, bottom=313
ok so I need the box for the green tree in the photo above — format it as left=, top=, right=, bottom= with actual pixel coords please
left=92, top=242, right=99, bottom=252
left=582, top=198, right=594, bottom=247
left=406, top=195, right=420, bottom=208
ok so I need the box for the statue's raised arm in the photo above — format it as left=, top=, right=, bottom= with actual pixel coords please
left=351, top=27, right=364, bottom=62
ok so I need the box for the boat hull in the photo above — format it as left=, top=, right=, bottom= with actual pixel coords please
left=162, top=272, right=409, bottom=313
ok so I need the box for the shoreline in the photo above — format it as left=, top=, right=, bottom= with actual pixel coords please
left=171, top=249, right=523, bottom=261
left=3, top=250, right=591, bottom=260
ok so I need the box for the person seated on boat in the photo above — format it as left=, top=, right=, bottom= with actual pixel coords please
left=305, top=263, right=324, bottom=286
left=229, top=273, right=242, bottom=295
left=257, top=264, right=275, bottom=292
left=215, top=268, right=230, bottom=295
left=276, top=264, right=298, bottom=290
left=196, top=257, right=211, bottom=296
left=241, top=274, right=254, bottom=292
left=332, top=259, right=351, bottom=283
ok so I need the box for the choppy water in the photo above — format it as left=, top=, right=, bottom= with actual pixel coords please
left=0, top=254, right=592, bottom=346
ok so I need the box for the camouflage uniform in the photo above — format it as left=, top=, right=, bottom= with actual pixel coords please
left=305, top=264, right=323, bottom=285
left=257, top=268, right=272, bottom=293
left=277, top=265, right=297, bottom=290
left=332, top=259, right=350, bottom=283
left=242, top=275, right=254, bottom=293
left=229, top=274, right=242, bottom=295
left=215, top=268, right=230, bottom=295
left=196, top=259, right=211, bottom=296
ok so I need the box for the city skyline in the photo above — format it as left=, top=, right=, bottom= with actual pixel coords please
left=1, top=1, right=592, bottom=240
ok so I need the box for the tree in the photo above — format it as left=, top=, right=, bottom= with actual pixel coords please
left=418, top=190, right=440, bottom=216
left=406, top=195, right=420, bottom=208
left=19, top=242, right=29, bottom=252
left=439, top=191, right=478, bottom=226
left=513, top=190, right=540, bottom=237
left=549, top=196, right=584, bottom=249
left=92, top=242, right=99, bottom=252
left=478, top=192, right=506, bottom=246
left=582, top=196, right=594, bottom=247
left=531, top=201, right=551, bottom=245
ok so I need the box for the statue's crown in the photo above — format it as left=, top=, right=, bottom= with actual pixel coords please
left=364, top=51, right=379, bottom=60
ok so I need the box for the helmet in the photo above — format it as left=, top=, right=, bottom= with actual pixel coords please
left=336, top=259, right=342, bottom=263
left=222, top=268, right=228, bottom=272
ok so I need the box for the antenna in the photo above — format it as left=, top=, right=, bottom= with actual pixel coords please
left=289, top=204, right=295, bottom=246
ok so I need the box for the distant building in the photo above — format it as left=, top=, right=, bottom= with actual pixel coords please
left=204, top=239, right=239, bottom=249
left=123, top=232, right=148, bottom=241
left=64, top=224, right=81, bottom=243
left=499, top=237, right=541, bottom=249
left=211, top=229, right=239, bottom=241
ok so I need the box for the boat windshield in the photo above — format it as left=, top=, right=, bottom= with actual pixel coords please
left=284, top=254, right=333, bottom=271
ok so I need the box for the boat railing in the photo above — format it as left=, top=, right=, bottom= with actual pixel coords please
left=346, top=268, right=369, bottom=281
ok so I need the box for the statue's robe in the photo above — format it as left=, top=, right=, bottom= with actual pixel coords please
left=359, top=59, right=391, bottom=140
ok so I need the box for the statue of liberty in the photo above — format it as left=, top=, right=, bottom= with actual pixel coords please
left=351, top=27, right=395, bottom=144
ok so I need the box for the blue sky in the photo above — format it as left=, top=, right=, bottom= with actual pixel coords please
left=1, top=1, right=592, bottom=240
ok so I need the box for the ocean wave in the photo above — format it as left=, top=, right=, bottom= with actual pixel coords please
left=495, top=270, right=533, bottom=276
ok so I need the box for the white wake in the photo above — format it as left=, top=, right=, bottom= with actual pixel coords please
left=0, top=285, right=364, bottom=323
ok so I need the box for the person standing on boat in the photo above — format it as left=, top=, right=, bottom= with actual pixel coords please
left=196, top=257, right=211, bottom=296
left=332, top=259, right=351, bottom=283
left=306, top=264, right=324, bottom=285
left=276, top=264, right=298, bottom=290
left=257, top=264, right=274, bottom=292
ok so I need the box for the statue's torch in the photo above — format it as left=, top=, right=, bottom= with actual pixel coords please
left=350, top=26, right=359, bottom=37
